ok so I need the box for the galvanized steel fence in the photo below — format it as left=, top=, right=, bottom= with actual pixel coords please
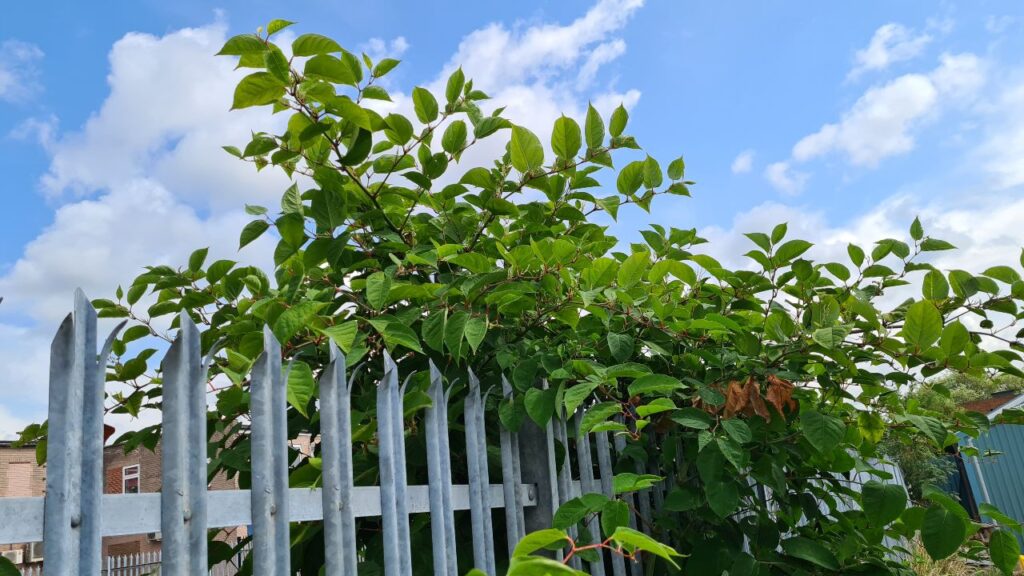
left=0, top=291, right=909, bottom=575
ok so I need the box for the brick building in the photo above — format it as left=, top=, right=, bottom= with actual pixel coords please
left=1, top=439, right=246, bottom=570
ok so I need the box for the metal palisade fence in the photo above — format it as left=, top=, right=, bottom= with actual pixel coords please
left=0, top=291, right=909, bottom=575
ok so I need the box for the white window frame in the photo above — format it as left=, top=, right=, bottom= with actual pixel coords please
left=122, top=464, right=141, bottom=494
left=28, top=541, right=43, bottom=562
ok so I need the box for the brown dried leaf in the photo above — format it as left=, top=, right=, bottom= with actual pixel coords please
left=744, top=377, right=770, bottom=420
left=766, top=374, right=796, bottom=417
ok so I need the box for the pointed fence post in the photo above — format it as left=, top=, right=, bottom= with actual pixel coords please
left=250, top=327, right=290, bottom=575
left=161, top=311, right=213, bottom=576
left=498, top=375, right=525, bottom=557
left=465, top=370, right=496, bottom=574
left=426, top=361, right=458, bottom=576
left=319, top=344, right=359, bottom=576
left=377, top=351, right=413, bottom=576
left=43, top=290, right=123, bottom=576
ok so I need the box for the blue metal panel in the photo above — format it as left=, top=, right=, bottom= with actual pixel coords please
left=964, top=423, right=1024, bottom=545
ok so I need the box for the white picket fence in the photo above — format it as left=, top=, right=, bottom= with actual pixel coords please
left=17, top=546, right=249, bottom=575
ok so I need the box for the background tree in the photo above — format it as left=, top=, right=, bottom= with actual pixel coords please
left=18, top=19, right=1024, bottom=576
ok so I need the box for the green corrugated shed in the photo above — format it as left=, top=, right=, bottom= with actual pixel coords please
left=962, top=393, right=1024, bottom=545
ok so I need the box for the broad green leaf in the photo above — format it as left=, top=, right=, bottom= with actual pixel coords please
left=513, top=529, right=571, bottom=558
left=617, top=251, right=649, bottom=288
left=609, top=104, right=628, bottom=137
left=940, top=322, right=970, bottom=356
left=812, top=325, right=851, bottom=349
left=584, top=103, right=605, bottom=149
left=292, top=33, right=342, bottom=56
left=610, top=526, right=682, bottom=568
left=372, top=57, right=400, bottom=77
left=365, top=271, right=391, bottom=310
left=802, top=409, right=845, bottom=453
left=369, top=318, right=424, bottom=353
left=667, top=156, right=685, bottom=180
left=922, top=269, right=950, bottom=300
left=188, top=247, right=208, bottom=272
left=581, top=402, right=621, bottom=433
left=286, top=361, right=315, bottom=418
left=672, top=407, right=713, bottom=430
left=321, top=322, right=357, bottom=353
left=267, top=19, right=295, bottom=36
left=642, top=155, right=662, bottom=189
left=551, top=115, right=582, bottom=159
left=304, top=54, right=358, bottom=86
left=627, top=374, right=684, bottom=396
left=510, top=126, right=544, bottom=173
left=903, top=300, right=943, bottom=350
left=272, top=301, right=324, bottom=342
left=421, top=311, right=446, bottom=353
left=613, top=473, right=662, bottom=494
left=607, top=332, right=634, bottom=362
left=412, top=87, right=439, bottom=123
left=445, top=67, right=465, bottom=104
left=722, top=419, right=752, bottom=443
left=781, top=537, right=840, bottom=571
left=0, top=556, right=20, bottom=576
left=507, top=557, right=585, bottom=576
left=563, top=381, right=601, bottom=416
left=441, top=120, right=468, bottom=154
left=862, top=480, right=907, bottom=526
left=775, top=239, right=813, bottom=263
left=464, top=316, right=488, bottom=353
left=218, top=34, right=267, bottom=56
left=601, top=500, right=630, bottom=538
left=921, top=238, right=956, bottom=251
left=525, top=387, right=557, bottom=426
left=989, top=529, right=1020, bottom=576
left=553, top=493, right=608, bottom=529
left=910, top=216, right=924, bottom=240
left=921, top=503, right=968, bottom=560
left=858, top=412, right=886, bottom=444
left=616, top=161, right=644, bottom=196
left=705, top=479, right=739, bottom=518
left=232, top=72, right=285, bottom=109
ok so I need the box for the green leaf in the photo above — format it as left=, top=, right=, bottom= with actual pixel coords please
left=510, top=126, right=544, bottom=173
left=921, top=503, right=968, bottom=560
left=365, top=271, right=391, bottom=310
left=906, top=415, right=948, bottom=447
left=365, top=318, right=420, bottom=356
left=903, top=300, right=943, bottom=350
left=628, top=374, right=684, bottom=396
left=513, top=529, right=570, bottom=558
left=672, top=407, right=713, bottom=430
left=705, top=479, right=739, bottom=518
left=774, top=239, right=813, bottom=263
left=0, top=555, right=20, bottom=576
left=286, top=361, right=315, bottom=418
left=464, top=316, right=488, bottom=353
left=613, top=472, right=662, bottom=494
left=372, top=57, right=401, bottom=77
left=802, top=409, right=846, bottom=453
left=217, top=34, right=268, bottom=56
left=267, top=19, right=295, bottom=36
left=848, top=243, right=865, bottom=267
left=616, top=161, right=644, bottom=196
left=563, top=381, right=601, bottom=417
left=553, top=493, right=608, bottom=529
left=617, top=251, right=649, bottom=288
left=239, top=220, right=270, bottom=249
left=781, top=537, right=840, bottom=571
left=667, top=156, right=685, bottom=180
left=921, top=238, right=956, bottom=251
left=861, top=480, right=907, bottom=526
left=607, top=332, right=634, bottom=362
left=507, top=557, right=585, bottom=576
left=989, top=529, right=1021, bottom=576
left=441, top=120, right=468, bottom=154
left=910, top=217, right=924, bottom=240
left=421, top=311, right=446, bottom=353
left=722, top=419, right=752, bottom=443
left=609, top=104, right=628, bottom=137
left=304, top=54, right=358, bottom=86
left=601, top=500, right=630, bottom=538
left=922, top=269, right=950, bottom=300
left=584, top=103, right=605, bottom=149
left=525, top=387, right=557, bottom=426
left=412, top=87, right=439, bottom=123
left=292, top=33, right=342, bottom=56
left=231, top=72, right=285, bottom=109
left=642, top=155, right=662, bottom=189
left=611, top=527, right=682, bottom=568
left=321, top=322, right=357, bottom=353
left=581, top=402, right=622, bottom=433
left=188, top=247, right=209, bottom=272
left=812, top=325, right=851, bottom=349
left=445, top=67, right=465, bottom=104
left=273, top=301, right=324, bottom=342
left=551, top=115, right=582, bottom=160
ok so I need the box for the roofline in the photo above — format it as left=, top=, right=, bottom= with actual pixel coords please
left=987, top=392, right=1024, bottom=421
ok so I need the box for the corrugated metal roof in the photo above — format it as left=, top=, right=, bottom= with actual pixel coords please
left=963, top=422, right=1024, bottom=546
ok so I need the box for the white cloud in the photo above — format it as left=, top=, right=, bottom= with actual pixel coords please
left=790, top=53, right=984, bottom=170
left=985, top=15, right=1016, bottom=35
left=0, top=39, right=44, bottom=102
left=731, top=150, right=754, bottom=174
left=978, top=77, right=1024, bottom=190
left=361, top=36, right=410, bottom=62
left=763, top=162, right=808, bottom=196
left=0, top=1, right=648, bottom=432
left=848, top=23, right=932, bottom=80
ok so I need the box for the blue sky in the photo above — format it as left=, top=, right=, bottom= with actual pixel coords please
left=1, top=1, right=1023, bottom=436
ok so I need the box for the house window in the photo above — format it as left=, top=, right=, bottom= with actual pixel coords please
left=122, top=465, right=140, bottom=494
left=28, top=541, right=43, bottom=562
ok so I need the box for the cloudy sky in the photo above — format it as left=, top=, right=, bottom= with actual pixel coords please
left=1, top=1, right=1023, bottom=438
